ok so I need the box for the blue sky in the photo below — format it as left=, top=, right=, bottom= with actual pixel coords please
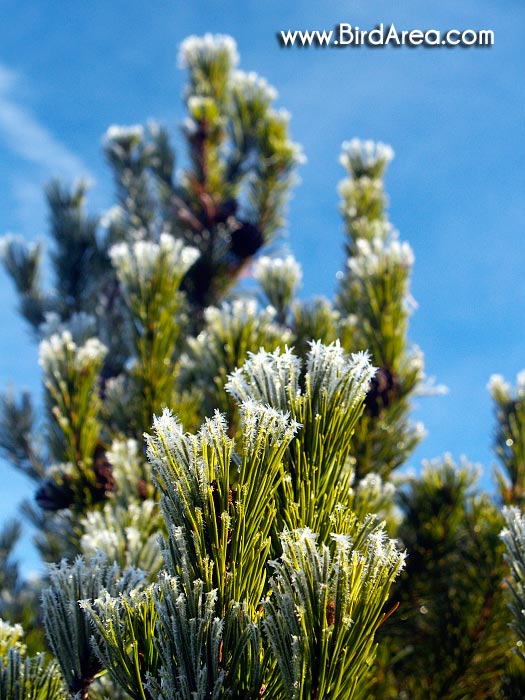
left=0, top=1, right=524, bottom=574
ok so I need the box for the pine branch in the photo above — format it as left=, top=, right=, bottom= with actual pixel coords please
left=41, top=554, right=145, bottom=698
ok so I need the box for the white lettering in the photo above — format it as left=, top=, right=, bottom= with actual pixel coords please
left=385, top=24, right=401, bottom=46
left=409, top=29, right=424, bottom=46
left=425, top=29, right=441, bottom=46
left=338, top=23, right=354, bottom=45
left=367, top=23, right=384, bottom=46
left=445, top=30, right=460, bottom=46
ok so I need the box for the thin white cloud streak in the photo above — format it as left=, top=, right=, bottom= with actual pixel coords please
left=0, top=63, right=89, bottom=180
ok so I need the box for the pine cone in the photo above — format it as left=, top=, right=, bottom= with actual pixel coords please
left=229, top=221, right=264, bottom=260
left=364, top=366, right=401, bottom=417
left=35, top=473, right=75, bottom=511
left=90, top=446, right=116, bottom=503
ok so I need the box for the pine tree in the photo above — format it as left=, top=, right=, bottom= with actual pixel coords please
left=0, top=32, right=302, bottom=570
left=491, top=372, right=525, bottom=696
left=0, top=618, right=66, bottom=700
left=489, top=372, right=525, bottom=506
left=501, top=506, right=525, bottom=657
left=0, top=31, right=522, bottom=700
left=373, top=458, right=510, bottom=699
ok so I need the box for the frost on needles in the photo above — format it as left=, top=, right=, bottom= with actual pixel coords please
left=0, top=30, right=524, bottom=700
